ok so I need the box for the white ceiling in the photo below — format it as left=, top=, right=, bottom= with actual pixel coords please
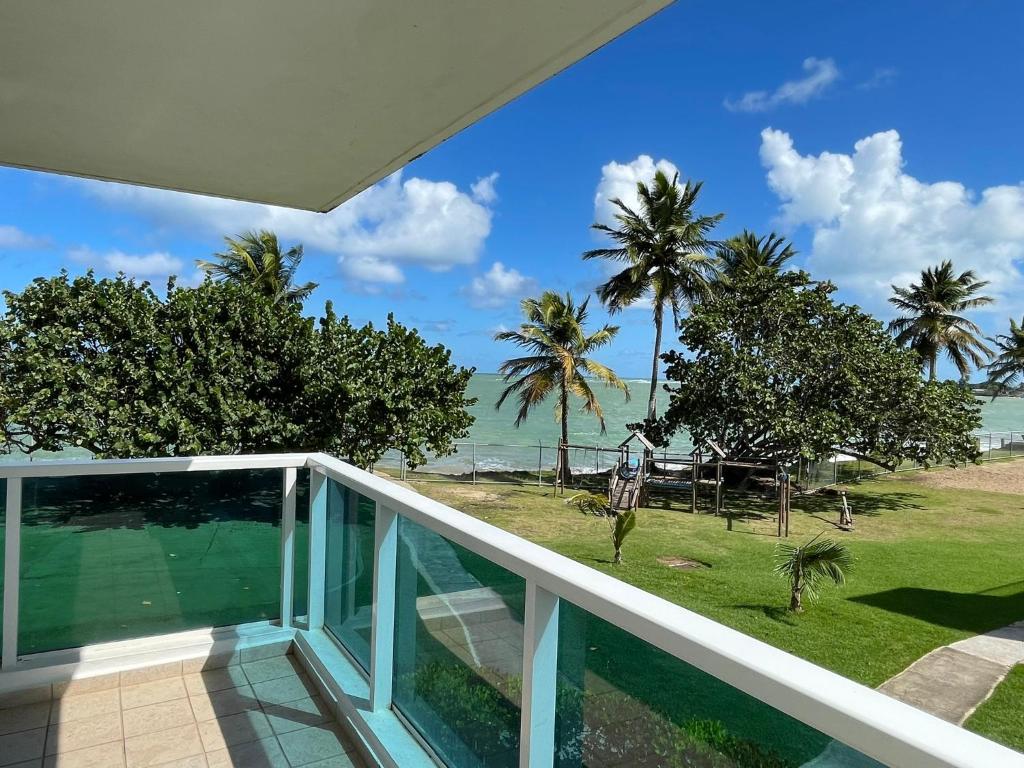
left=0, top=1, right=670, bottom=212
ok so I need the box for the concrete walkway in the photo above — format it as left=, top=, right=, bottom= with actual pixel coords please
left=879, top=620, right=1024, bottom=724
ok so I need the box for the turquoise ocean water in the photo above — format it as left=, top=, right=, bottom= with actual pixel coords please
left=4, top=373, right=1024, bottom=469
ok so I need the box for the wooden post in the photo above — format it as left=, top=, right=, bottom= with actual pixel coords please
left=715, top=459, right=723, bottom=517
left=785, top=478, right=791, bottom=537
left=690, top=458, right=697, bottom=514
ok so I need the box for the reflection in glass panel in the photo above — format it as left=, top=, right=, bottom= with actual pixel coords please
left=324, top=479, right=375, bottom=670
left=19, top=470, right=283, bottom=654
left=554, top=601, right=882, bottom=768
left=293, top=468, right=310, bottom=621
left=393, top=517, right=525, bottom=768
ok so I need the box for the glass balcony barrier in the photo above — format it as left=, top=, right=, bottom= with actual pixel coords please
left=2, top=453, right=1021, bottom=768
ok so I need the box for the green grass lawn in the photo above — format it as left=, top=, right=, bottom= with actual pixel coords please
left=411, top=470, right=1024, bottom=752
left=965, top=665, right=1024, bottom=752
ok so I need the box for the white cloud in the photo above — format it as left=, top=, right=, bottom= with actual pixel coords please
left=69, top=246, right=187, bottom=281
left=465, top=261, right=537, bottom=308
left=593, top=155, right=680, bottom=226
left=0, top=225, right=50, bottom=250
left=724, top=57, right=839, bottom=113
left=759, top=127, right=1024, bottom=313
left=78, top=169, right=497, bottom=284
left=471, top=172, right=500, bottom=204
left=857, top=66, right=897, bottom=90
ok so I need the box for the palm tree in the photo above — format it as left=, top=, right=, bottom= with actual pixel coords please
left=986, top=317, right=1024, bottom=396
left=584, top=171, right=723, bottom=420
left=197, top=230, right=317, bottom=304
left=774, top=534, right=852, bottom=613
left=495, top=291, right=629, bottom=483
left=715, top=230, right=796, bottom=283
left=888, top=261, right=993, bottom=381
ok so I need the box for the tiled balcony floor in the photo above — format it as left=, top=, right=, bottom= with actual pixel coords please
left=0, top=651, right=365, bottom=768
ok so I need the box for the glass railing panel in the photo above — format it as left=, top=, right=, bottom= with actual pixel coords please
left=0, top=477, right=5, bottom=654
left=293, top=468, right=310, bottom=621
left=393, top=517, right=525, bottom=768
left=554, top=600, right=882, bottom=768
left=324, top=479, right=375, bottom=670
left=19, top=469, right=284, bottom=655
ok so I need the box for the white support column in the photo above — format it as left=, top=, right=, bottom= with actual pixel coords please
left=369, top=503, right=398, bottom=711
left=519, top=582, right=560, bottom=768
left=307, top=468, right=328, bottom=631
left=3, top=478, right=23, bottom=670
left=279, top=467, right=297, bottom=629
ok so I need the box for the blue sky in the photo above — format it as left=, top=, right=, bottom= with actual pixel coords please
left=2, top=0, right=1024, bottom=379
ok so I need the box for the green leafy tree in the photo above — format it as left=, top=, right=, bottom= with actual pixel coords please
left=715, top=230, right=796, bottom=284
left=888, top=260, right=993, bottom=380
left=656, top=269, right=982, bottom=470
left=774, top=534, right=852, bottom=613
left=584, top=171, right=723, bottom=420
left=986, top=317, right=1024, bottom=397
left=303, top=302, right=475, bottom=467
left=495, top=291, right=628, bottom=483
left=0, top=272, right=473, bottom=464
left=197, top=229, right=317, bottom=304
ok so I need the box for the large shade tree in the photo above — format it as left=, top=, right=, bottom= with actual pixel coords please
left=888, top=260, right=993, bottom=380
left=584, top=171, right=723, bottom=420
left=655, top=269, right=982, bottom=470
left=0, top=272, right=473, bottom=465
left=986, top=317, right=1024, bottom=397
left=197, top=229, right=318, bottom=304
left=494, top=291, right=628, bottom=482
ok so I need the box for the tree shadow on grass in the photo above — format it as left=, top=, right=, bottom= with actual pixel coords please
left=849, top=584, right=1024, bottom=634
left=792, top=488, right=924, bottom=519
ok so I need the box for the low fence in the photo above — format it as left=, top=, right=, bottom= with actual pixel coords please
left=374, top=430, right=1024, bottom=492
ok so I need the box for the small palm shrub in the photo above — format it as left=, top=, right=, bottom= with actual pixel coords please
left=567, top=492, right=637, bottom=564
left=774, top=534, right=852, bottom=613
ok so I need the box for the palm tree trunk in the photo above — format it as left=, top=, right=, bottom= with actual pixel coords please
left=928, top=355, right=937, bottom=381
left=647, top=303, right=664, bottom=421
left=559, top=378, right=571, bottom=485
left=790, top=563, right=803, bottom=613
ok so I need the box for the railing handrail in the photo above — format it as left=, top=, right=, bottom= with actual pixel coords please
left=0, top=453, right=309, bottom=479
left=1, top=451, right=1020, bottom=766
left=306, top=451, right=1021, bottom=768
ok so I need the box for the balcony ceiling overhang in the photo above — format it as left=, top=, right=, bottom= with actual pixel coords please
left=0, top=1, right=670, bottom=212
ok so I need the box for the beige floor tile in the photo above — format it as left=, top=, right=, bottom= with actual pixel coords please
left=204, top=736, right=288, bottom=768
left=49, top=689, right=120, bottom=725
left=250, top=673, right=318, bottom=706
left=260, top=696, right=331, bottom=735
left=44, top=711, right=122, bottom=756
left=41, top=740, right=125, bottom=768
left=239, top=657, right=302, bottom=686
left=181, top=653, right=239, bottom=675
left=187, top=686, right=259, bottom=723
left=276, top=722, right=352, bottom=766
left=52, top=675, right=120, bottom=699
left=238, top=642, right=292, bottom=664
left=196, top=711, right=272, bottom=752
left=0, top=727, right=46, bottom=766
left=0, top=687, right=52, bottom=711
left=120, top=662, right=183, bottom=688
left=121, top=679, right=188, bottom=711
left=0, top=701, right=51, bottom=737
left=182, top=668, right=248, bottom=698
left=122, top=699, right=195, bottom=739
left=152, top=756, right=207, bottom=768
left=124, top=723, right=203, bottom=768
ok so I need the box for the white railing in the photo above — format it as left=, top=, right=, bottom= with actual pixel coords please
left=1, top=453, right=1022, bottom=768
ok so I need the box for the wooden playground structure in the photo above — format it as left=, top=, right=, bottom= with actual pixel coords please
left=557, top=431, right=793, bottom=537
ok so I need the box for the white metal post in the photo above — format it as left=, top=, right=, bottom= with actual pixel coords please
left=3, top=477, right=22, bottom=669
left=369, top=504, right=398, bottom=711
left=519, top=582, right=559, bottom=768
left=307, top=468, right=328, bottom=631
left=279, top=468, right=297, bottom=629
